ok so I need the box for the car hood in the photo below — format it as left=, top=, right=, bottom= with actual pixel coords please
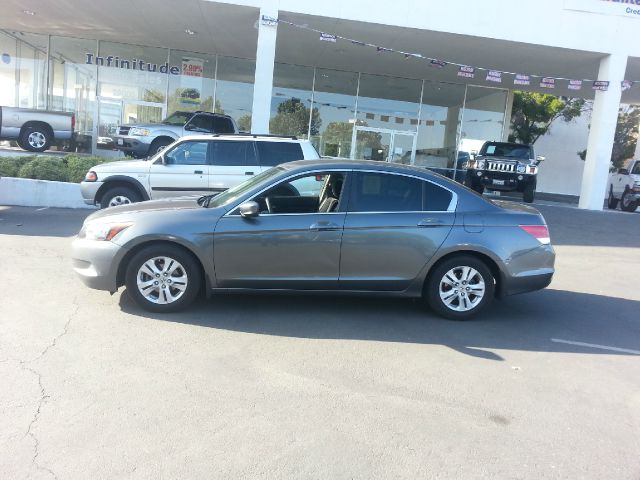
left=92, top=159, right=153, bottom=173
left=85, top=197, right=203, bottom=222
left=478, top=155, right=534, bottom=164
left=122, top=122, right=173, bottom=129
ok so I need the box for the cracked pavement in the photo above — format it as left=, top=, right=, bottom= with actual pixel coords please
left=1, top=205, right=639, bottom=479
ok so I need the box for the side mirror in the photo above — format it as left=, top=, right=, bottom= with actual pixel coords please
left=239, top=201, right=259, bottom=218
left=536, top=155, right=546, bottom=162
left=618, top=168, right=629, bottom=175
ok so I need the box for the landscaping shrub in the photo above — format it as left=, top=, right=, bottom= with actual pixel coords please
left=65, top=155, right=115, bottom=183
left=0, top=156, right=36, bottom=177
left=17, top=157, right=68, bottom=182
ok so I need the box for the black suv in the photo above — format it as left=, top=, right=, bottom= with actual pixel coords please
left=464, top=141, right=544, bottom=203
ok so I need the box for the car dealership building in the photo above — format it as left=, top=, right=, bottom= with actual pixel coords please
left=1, top=0, right=639, bottom=209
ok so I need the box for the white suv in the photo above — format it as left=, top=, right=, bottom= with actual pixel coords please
left=80, top=135, right=320, bottom=208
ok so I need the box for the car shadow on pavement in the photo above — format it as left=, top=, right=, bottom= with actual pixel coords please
left=119, top=288, right=640, bottom=361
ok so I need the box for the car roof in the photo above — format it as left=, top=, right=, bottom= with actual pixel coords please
left=281, top=158, right=444, bottom=177
left=179, top=134, right=308, bottom=143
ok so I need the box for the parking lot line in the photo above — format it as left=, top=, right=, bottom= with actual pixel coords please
left=551, top=338, right=640, bottom=355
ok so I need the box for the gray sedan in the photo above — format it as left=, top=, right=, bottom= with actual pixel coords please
left=71, top=160, right=555, bottom=319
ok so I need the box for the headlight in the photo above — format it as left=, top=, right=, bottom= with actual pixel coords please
left=476, top=160, right=486, bottom=170
left=84, top=170, right=97, bottom=182
left=517, top=165, right=527, bottom=174
left=78, top=222, right=133, bottom=241
left=129, top=127, right=151, bottom=136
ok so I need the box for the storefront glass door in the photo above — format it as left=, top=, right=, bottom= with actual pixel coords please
left=352, top=126, right=416, bottom=163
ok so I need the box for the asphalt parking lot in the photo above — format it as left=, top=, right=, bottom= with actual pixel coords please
left=1, top=204, right=639, bottom=479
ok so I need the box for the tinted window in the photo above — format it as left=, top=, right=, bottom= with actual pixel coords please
left=212, top=116, right=235, bottom=134
left=211, top=141, right=257, bottom=167
left=164, top=141, right=209, bottom=165
left=424, top=180, right=453, bottom=211
left=349, top=172, right=423, bottom=212
left=187, top=114, right=214, bottom=133
left=257, top=142, right=304, bottom=167
left=481, top=142, right=532, bottom=159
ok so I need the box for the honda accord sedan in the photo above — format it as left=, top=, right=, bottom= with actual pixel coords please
left=71, top=159, right=555, bottom=319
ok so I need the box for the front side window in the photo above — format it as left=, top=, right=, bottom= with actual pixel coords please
left=348, top=172, right=452, bottom=212
left=211, top=141, right=258, bottom=167
left=257, top=141, right=304, bottom=167
left=632, top=162, right=640, bottom=175
left=247, top=172, right=346, bottom=215
left=164, top=141, right=209, bottom=165
left=162, top=111, right=193, bottom=126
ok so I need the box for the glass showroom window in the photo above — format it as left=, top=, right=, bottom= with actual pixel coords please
left=460, top=86, right=508, bottom=157
left=0, top=31, right=17, bottom=107
left=168, top=50, right=216, bottom=115
left=49, top=36, right=97, bottom=153
left=270, top=63, right=315, bottom=138
left=215, top=56, right=255, bottom=132
left=310, top=68, right=358, bottom=158
left=414, top=81, right=466, bottom=180
left=8, top=31, right=48, bottom=109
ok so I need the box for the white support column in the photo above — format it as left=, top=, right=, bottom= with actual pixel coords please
left=502, top=90, right=514, bottom=142
left=579, top=53, right=628, bottom=210
left=250, top=8, right=278, bottom=135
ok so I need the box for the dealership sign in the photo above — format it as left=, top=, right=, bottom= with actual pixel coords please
left=85, top=53, right=181, bottom=74
left=564, top=0, right=640, bottom=18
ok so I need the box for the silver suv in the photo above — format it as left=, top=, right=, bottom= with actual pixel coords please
left=81, top=135, right=321, bottom=208
left=113, top=111, right=238, bottom=158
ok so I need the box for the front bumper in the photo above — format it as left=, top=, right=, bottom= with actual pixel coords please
left=113, top=136, right=151, bottom=156
left=467, top=170, right=535, bottom=191
left=80, top=181, right=103, bottom=205
left=71, top=237, right=128, bottom=292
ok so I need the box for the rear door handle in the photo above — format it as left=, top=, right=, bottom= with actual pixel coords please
left=309, top=221, right=341, bottom=231
left=194, top=170, right=203, bottom=174
left=418, top=218, right=446, bottom=227
left=245, top=171, right=254, bottom=175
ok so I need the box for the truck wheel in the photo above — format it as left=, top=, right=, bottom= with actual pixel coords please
left=607, top=187, right=619, bottom=209
left=20, top=125, right=52, bottom=152
left=523, top=184, right=535, bottom=203
left=149, top=138, right=173, bottom=155
left=100, top=185, right=141, bottom=209
left=620, top=189, right=638, bottom=213
left=464, top=177, right=484, bottom=194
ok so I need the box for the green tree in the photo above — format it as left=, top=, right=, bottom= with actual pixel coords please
left=269, top=99, right=321, bottom=137
left=322, top=120, right=382, bottom=158
left=237, top=114, right=252, bottom=132
left=508, top=91, right=585, bottom=144
left=578, top=106, right=639, bottom=169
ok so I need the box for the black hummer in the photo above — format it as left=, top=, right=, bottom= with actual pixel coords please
left=464, top=141, right=544, bottom=203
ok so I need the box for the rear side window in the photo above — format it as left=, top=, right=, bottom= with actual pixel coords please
left=257, top=141, right=304, bottom=167
left=187, top=114, right=214, bottom=133
left=348, top=172, right=452, bottom=212
left=212, top=116, right=235, bottom=134
left=211, top=141, right=258, bottom=167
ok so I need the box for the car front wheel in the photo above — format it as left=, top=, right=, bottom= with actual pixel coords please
left=100, top=185, right=141, bottom=209
left=125, top=244, right=201, bottom=313
left=620, top=189, right=638, bottom=213
left=425, top=255, right=495, bottom=320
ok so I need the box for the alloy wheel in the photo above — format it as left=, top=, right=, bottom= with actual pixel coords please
left=108, top=195, right=132, bottom=207
left=27, top=131, right=46, bottom=149
left=136, top=256, right=189, bottom=305
left=438, top=266, right=486, bottom=312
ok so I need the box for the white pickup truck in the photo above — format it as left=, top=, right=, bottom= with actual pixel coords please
left=0, top=106, right=75, bottom=152
left=607, top=159, right=640, bottom=212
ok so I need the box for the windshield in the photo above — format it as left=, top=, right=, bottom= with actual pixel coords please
left=161, top=111, right=193, bottom=126
left=207, top=167, right=286, bottom=208
left=481, top=142, right=532, bottom=160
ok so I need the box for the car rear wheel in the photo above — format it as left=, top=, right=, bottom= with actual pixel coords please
left=425, top=255, right=495, bottom=320
left=464, top=177, right=484, bottom=195
left=620, top=189, right=638, bottom=213
left=100, top=185, right=141, bottom=209
left=20, top=126, right=52, bottom=152
left=607, top=187, right=619, bottom=209
left=125, top=244, right=201, bottom=313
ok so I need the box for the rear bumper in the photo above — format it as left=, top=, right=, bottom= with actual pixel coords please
left=500, top=244, right=555, bottom=296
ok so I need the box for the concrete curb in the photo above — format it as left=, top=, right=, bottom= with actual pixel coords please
left=0, top=177, right=94, bottom=209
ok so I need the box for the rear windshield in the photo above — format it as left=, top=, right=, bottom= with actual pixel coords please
left=480, top=142, right=532, bottom=160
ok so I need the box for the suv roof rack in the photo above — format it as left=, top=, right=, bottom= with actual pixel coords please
left=209, top=133, right=298, bottom=140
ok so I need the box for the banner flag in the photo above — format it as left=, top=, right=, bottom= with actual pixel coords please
left=458, top=66, right=475, bottom=78
left=486, top=70, right=502, bottom=83
left=514, top=74, right=531, bottom=86
left=540, top=77, right=556, bottom=89
left=319, top=33, right=337, bottom=43
left=592, top=81, right=609, bottom=91
left=568, top=80, right=583, bottom=91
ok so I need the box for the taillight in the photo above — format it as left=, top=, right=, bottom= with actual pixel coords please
left=520, top=225, right=550, bottom=245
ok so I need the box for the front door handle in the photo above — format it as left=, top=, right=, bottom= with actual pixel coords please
left=245, top=171, right=254, bottom=175
left=309, top=221, right=341, bottom=231
left=418, top=218, right=446, bottom=227
left=194, top=170, right=203, bottom=174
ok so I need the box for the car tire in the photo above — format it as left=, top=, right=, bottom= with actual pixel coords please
left=20, top=125, right=52, bottom=152
left=100, top=185, right=141, bottom=209
left=607, top=187, right=619, bottom=210
left=149, top=138, right=173, bottom=155
left=523, top=184, right=535, bottom=203
left=620, top=189, right=638, bottom=213
left=125, top=244, right=202, bottom=313
left=425, top=255, right=495, bottom=320
left=465, top=177, right=484, bottom=195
